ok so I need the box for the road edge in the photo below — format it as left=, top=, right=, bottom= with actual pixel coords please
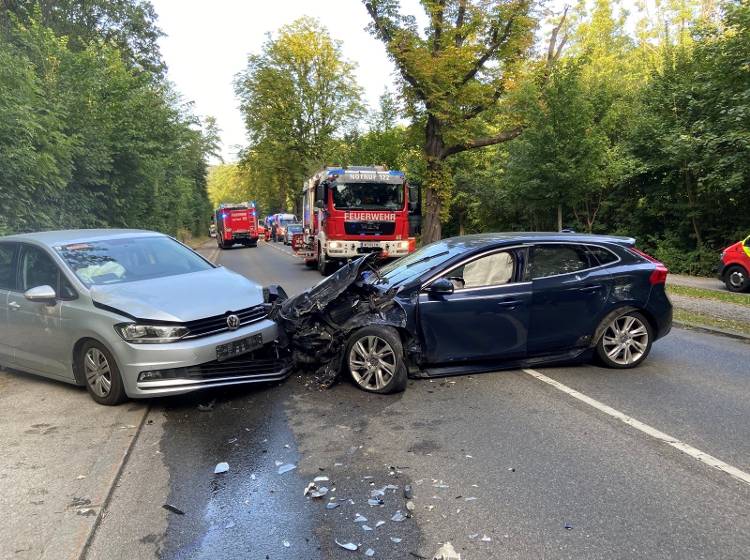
left=77, top=404, right=151, bottom=560
left=674, top=321, right=750, bottom=343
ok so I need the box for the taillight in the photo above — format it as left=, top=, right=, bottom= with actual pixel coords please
left=629, top=247, right=668, bottom=285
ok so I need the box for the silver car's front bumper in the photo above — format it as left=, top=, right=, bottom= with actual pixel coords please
left=114, top=319, right=290, bottom=397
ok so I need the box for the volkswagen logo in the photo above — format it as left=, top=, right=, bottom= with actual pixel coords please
left=226, top=314, right=240, bottom=330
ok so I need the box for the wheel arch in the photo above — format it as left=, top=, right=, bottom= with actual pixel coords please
left=589, top=305, right=657, bottom=348
left=72, top=336, right=117, bottom=386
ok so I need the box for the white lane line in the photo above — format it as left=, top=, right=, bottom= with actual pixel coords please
left=522, top=368, right=750, bottom=487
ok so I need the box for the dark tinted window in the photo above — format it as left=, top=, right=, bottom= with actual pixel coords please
left=586, top=245, right=619, bottom=265
left=532, top=244, right=595, bottom=278
left=19, top=246, right=59, bottom=291
left=0, top=243, right=17, bottom=290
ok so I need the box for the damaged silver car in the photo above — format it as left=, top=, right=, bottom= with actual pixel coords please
left=275, top=233, right=673, bottom=393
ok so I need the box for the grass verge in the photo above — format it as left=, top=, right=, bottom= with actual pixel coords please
left=673, top=308, right=750, bottom=337
left=667, top=284, right=750, bottom=307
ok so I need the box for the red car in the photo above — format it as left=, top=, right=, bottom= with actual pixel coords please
left=719, top=235, right=750, bottom=292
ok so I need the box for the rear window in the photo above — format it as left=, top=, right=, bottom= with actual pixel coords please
left=586, top=245, right=619, bottom=265
left=55, top=236, right=212, bottom=286
left=531, top=244, right=596, bottom=279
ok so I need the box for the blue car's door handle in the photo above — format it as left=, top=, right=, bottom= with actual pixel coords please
left=578, top=284, right=603, bottom=293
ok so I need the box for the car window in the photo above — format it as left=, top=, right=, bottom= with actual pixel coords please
left=0, top=243, right=17, bottom=290
left=531, top=244, right=595, bottom=279
left=446, top=251, right=516, bottom=289
left=586, top=245, right=619, bottom=266
left=19, top=246, right=60, bottom=292
left=55, top=236, right=213, bottom=286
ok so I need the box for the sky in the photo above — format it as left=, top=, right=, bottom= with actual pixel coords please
left=151, top=0, right=425, bottom=163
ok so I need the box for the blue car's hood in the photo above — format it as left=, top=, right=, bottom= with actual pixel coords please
left=90, top=267, right=264, bottom=322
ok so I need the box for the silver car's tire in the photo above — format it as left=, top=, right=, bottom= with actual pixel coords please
left=345, top=327, right=407, bottom=394
left=79, top=341, right=127, bottom=405
left=596, top=311, right=653, bottom=369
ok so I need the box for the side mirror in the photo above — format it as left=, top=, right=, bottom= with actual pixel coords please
left=24, top=285, right=57, bottom=304
left=425, top=277, right=454, bottom=296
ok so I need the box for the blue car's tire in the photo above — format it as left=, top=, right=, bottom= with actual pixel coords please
left=595, top=311, right=653, bottom=369
left=345, top=326, right=407, bottom=394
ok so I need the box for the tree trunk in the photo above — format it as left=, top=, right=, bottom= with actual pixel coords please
left=557, top=203, right=563, bottom=232
left=422, top=115, right=446, bottom=244
left=684, top=169, right=703, bottom=247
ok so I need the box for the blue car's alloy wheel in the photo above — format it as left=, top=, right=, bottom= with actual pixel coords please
left=597, top=312, right=652, bottom=368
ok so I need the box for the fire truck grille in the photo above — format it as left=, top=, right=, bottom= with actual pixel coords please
left=344, top=221, right=396, bottom=236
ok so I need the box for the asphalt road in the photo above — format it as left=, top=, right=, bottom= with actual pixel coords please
left=86, top=240, right=750, bottom=560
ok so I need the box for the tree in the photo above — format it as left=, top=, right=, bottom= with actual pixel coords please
left=234, top=17, right=363, bottom=212
left=364, top=0, right=567, bottom=242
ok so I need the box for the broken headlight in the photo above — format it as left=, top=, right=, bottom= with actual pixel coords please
left=115, top=323, right=189, bottom=344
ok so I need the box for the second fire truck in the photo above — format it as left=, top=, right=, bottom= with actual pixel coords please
left=294, top=166, right=421, bottom=275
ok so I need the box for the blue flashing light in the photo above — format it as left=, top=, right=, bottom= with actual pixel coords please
left=388, top=170, right=405, bottom=177
left=328, top=168, right=345, bottom=176
left=221, top=213, right=228, bottom=219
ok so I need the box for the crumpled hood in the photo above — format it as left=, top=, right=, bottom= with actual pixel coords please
left=90, top=267, right=264, bottom=322
left=280, top=254, right=378, bottom=319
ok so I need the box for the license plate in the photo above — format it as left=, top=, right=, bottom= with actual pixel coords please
left=360, top=242, right=382, bottom=248
left=216, top=333, right=263, bottom=362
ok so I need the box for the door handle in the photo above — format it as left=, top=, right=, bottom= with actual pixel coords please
left=497, top=299, right=523, bottom=307
left=8, top=301, right=21, bottom=310
left=578, top=285, right=602, bottom=293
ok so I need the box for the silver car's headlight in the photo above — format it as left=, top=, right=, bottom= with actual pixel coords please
left=115, top=323, right=189, bottom=343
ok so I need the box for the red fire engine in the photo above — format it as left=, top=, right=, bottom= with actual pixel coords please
left=294, top=166, right=421, bottom=275
left=213, top=202, right=259, bottom=249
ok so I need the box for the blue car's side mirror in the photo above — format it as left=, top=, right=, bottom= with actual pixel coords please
left=425, top=277, right=454, bottom=296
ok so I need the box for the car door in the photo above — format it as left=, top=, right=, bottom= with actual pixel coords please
left=418, top=247, right=531, bottom=364
left=527, top=243, right=613, bottom=355
left=0, top=242, right=19, bottom=366
left=7, top=244, right=73, bottom=378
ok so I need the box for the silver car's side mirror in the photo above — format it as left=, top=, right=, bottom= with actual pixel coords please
left=24, top=285, right=57, bottom=304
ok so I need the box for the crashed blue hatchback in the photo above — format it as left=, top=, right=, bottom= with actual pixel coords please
left=275, top=233, right=673, bottom=394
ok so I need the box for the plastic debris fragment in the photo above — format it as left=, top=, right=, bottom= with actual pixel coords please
left=390, top=537, right=402, bottom=543
left=432, top=542, right=461, bottom=560
left=375, top=520, right=385, bottom=528
left=214, top=462, right=229, bottom=474
left=464, top=497, right=477, bottom=501
left=365, top=548, right=375, bottom=557
left=362, top=525, right=373, bottom=531
left=326, top=502, right=341, bottom=510
left=314, top=476, right=330, bottom=482
left=354, top=514, right=368, bottom=523
left=335, top=540, right=358, bottom=551
left=404, top=485, right=413, bottom=499
left=283, top=540, right=290, bottom=547
left=564, top=523, right=573, bottom=530
left=277, top=464, right=296, bottom=474
left=481, top=535, right=492, bottom=542
left=368, top=498, right=384, bottom=506
left=391, top=510, right=407, bottom=522
left=162, top=504, right=185, bottom=515
left=432, top=481, right=449, bottom=489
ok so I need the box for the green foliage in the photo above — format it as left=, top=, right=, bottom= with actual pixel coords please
left=234, top=17, right=364, bottom=213
left=0, top=5, right=212, bottom=237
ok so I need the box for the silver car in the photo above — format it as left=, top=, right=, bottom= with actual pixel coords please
left=0, top=229, right=289, bottom=405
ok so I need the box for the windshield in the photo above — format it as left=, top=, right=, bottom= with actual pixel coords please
left=373, top=240, right=457, bottom=286
left=332, top=182, right=404, bottom=210
left=55, top=236, right=213, bottom=286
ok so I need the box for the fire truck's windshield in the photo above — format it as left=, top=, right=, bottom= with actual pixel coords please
left=332, top=182, right=403, bottom=210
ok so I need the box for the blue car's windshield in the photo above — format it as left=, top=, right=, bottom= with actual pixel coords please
left=55, top=236, right=213, bottom=286
left=373, top=241, right=457, bottom=286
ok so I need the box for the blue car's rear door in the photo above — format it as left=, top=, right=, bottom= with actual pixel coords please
left=417, top=247, right=531, bottom=364
left=527, top=243, right=613, bottom=354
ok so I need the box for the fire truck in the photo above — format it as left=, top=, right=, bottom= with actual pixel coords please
left=213, top=202, right=259, bottom=249
left=294, top=166, right=421, bottom=275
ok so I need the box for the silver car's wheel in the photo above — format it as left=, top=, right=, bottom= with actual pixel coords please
left=349, top=335, right=397, bottom=391
left=84, top=347, right=112, bottom=398
left=79, top=341, right=126, bottom=405
left=600, top=314, right=650, bottom=366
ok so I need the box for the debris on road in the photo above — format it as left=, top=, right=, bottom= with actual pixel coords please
left=354, top=514, right=368, bottom=523
left=390, top=537, right=402, bottom=543
left=564, top=523, right=573, bottom=530
left=432, top=542, right=461, bottom=560
left=365, top=548, right=375, bottom=557
left=213, top=462, right=229, bottom=474
left=481, top=535, right=492, bottom=542
left=326, top=502, right=341, bottom=510
left=404, top=485, right=413, bottom=499
left=391, top=510, right=407, bottom=522
left=197, top=399, right=216, bottom=412
left=406, top=500, right=416, bottom=512
left=303, top=481, right=329, bottom=498
left=335, top=540, right=359, bottom=551
left=162, top=503, right=185, bottom=515
left=277, top=463, right=296, bottom=474
left=283, top=540, right=291, bottom=547
left=368, top=498, right=384, bottom=506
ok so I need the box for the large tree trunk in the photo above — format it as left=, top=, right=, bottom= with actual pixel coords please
left=422, top=115, right=445, bottom=244
left=557, top=203, right=563, bottom=232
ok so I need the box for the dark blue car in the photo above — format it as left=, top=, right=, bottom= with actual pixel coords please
left=279, top=233, right=673, bottom=394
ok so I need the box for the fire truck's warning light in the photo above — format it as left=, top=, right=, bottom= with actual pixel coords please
left=221, top=213, right=228, bottom=219
left=388, top=170, right=405, bottom=177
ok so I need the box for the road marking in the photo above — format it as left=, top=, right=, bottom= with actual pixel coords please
left=522, top=368, right=750, bottom=487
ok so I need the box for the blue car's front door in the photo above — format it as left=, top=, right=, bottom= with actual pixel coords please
left=417, top=248, right=531, bottom=365
left=527, top=243, right=613, bottom=354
